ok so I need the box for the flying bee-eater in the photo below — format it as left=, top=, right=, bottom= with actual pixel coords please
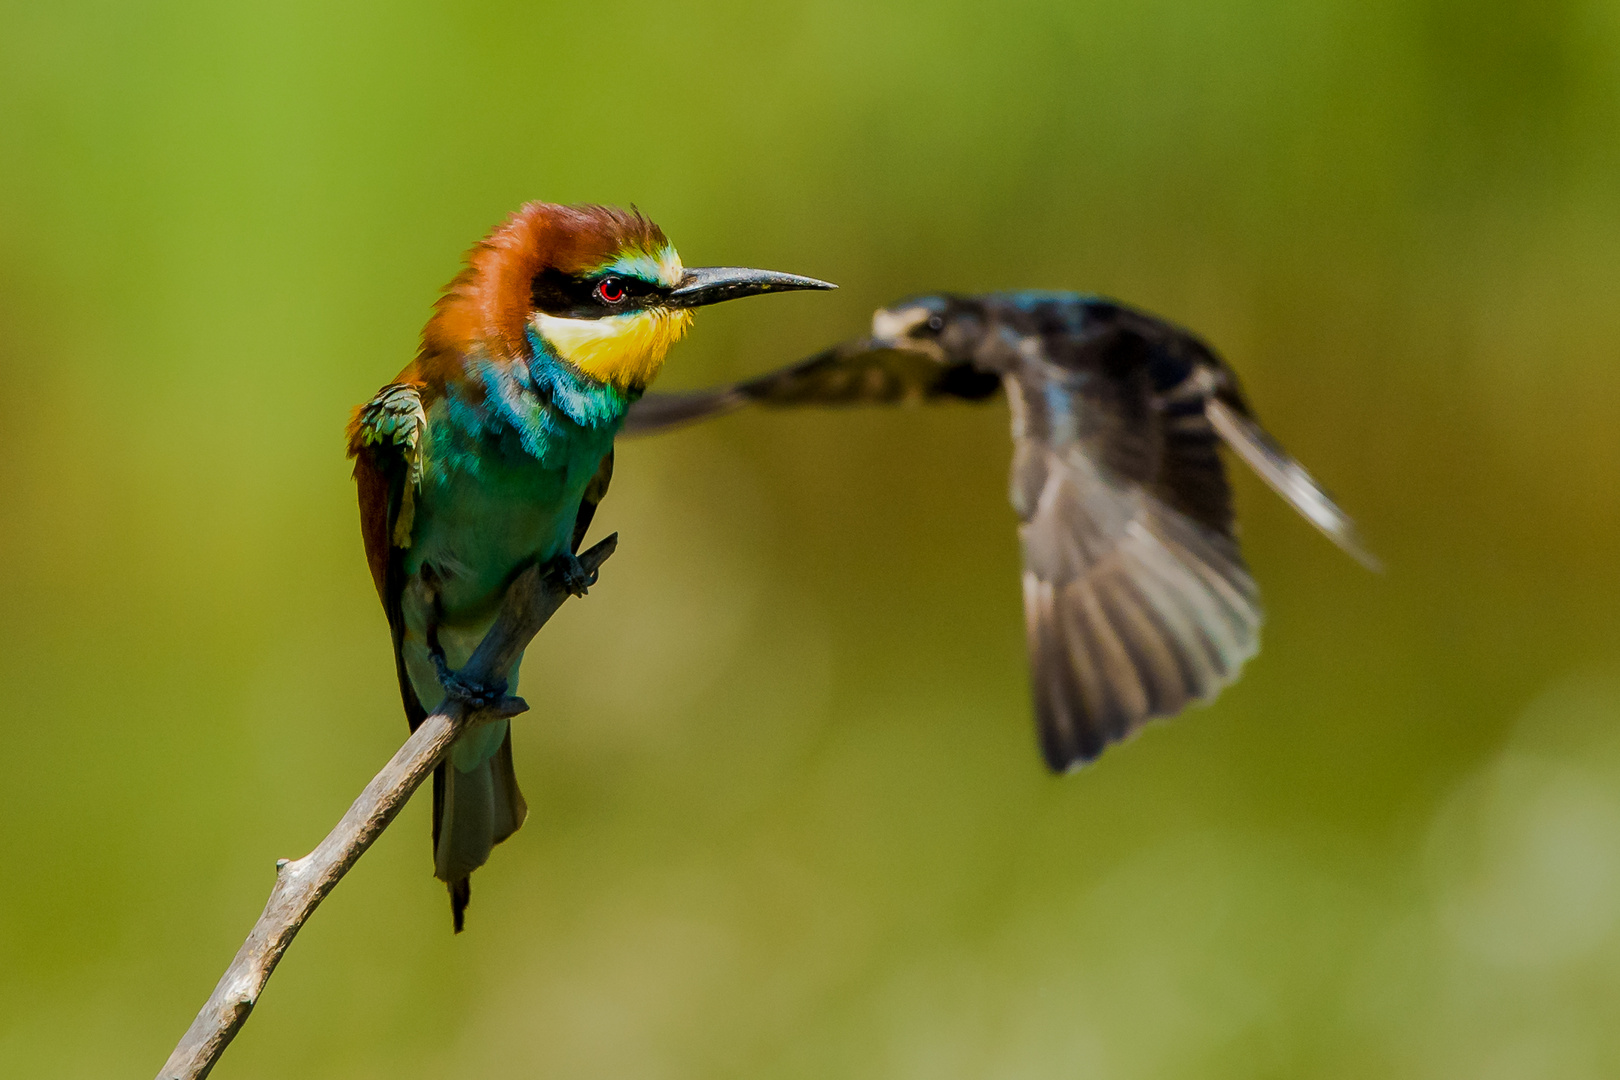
left=347, top=202, right=833, bottom=930
left=626, top=292, right=1377, bottom=772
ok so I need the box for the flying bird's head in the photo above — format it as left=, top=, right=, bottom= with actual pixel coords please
left=868, top=294, right=991, bottom=364
left=871, top=291, right=1119, bottom=373
left=423, top=202, right=835, bottom=392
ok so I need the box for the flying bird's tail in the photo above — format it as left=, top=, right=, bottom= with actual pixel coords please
left=1204, top=399, right=1381, bottom=572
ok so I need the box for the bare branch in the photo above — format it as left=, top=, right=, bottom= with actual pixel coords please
left=156, top=535, right=619, bottom=1080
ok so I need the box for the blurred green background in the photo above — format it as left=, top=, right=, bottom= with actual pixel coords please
left=4, top=1, right=1620, bottom=1076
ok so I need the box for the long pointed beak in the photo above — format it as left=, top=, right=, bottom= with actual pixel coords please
left=665, top=266, right=836, bottom=308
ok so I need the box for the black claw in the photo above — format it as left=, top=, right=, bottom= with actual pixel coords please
left=547, top=552, right=596, bottom=597
left=432, top=652, right=509, bottom=710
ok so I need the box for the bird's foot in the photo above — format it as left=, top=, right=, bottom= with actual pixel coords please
left=432, top=653, right=527, bottom=718
left=546, top=552, right=597, bottom=597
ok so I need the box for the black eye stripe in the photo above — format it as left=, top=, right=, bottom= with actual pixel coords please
left=530, top=268, right=667, bottom=320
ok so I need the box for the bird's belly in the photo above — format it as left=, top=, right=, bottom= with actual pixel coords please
left=413, top=480, right=572, bottom=613
left=409, top=453, right=590, bottom=620
left=398, top=427, right=609, bottom=711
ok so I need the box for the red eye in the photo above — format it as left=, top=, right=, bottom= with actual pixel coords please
left=595, top=277, right=627, bottom=304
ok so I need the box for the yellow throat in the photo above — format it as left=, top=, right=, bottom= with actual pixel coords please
left=531, top=306, right=694, bottom=392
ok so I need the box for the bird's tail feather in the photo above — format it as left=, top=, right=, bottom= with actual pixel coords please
left=1205, top=398, right=1381, bottom=571
left=434, top=722, right=527, bottom=932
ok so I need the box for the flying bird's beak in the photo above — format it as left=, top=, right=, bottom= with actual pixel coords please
left=665, top=266, right=836, bottom=308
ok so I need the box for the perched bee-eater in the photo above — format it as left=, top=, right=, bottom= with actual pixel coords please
left=627, top=292, right=1376, bottom=772
left=347, top=202, right=832, bottom=930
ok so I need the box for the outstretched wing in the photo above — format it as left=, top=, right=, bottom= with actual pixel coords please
left=620, top=338, right=1001, bottom=435
left=346, top=381, right=430, bottom=728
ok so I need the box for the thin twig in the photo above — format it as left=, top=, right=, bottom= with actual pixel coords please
left=156, top=534, right=618, bottom=1080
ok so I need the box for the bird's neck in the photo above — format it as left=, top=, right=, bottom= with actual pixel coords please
left=523, top=328, right=636, bottom=427
left=435, top=333, right=628, bottom=468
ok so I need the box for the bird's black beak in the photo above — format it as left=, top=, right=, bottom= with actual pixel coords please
left=665, top=266, right=836, bottom=309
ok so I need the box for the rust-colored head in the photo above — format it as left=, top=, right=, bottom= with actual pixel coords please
left=418, top=202, right=833, bottom=392
left=423, top=203, right=669, bottom=361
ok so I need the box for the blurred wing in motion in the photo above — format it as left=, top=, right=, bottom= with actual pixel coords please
left=620, top=337, right=1001, bottom=435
